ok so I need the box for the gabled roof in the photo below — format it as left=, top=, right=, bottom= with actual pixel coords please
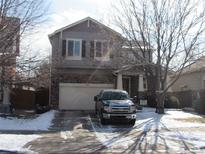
left=48, top=17, right=122, bottom=38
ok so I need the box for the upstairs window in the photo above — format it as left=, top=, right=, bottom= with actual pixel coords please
left=67, top=39, right=81, bottom=60
left=94, top=41, right=109, bottom=61
left=62, top=39, right=82, bottom=60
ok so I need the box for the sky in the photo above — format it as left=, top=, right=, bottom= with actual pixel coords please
left=22, top=0, right=116, bottom=58
left=22, top=0, right=205, bottom=60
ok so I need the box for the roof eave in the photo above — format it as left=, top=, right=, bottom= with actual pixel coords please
left=48, top=17, right=123, bottom=38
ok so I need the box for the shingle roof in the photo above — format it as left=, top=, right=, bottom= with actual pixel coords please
left=181, top=56, right=205, bottom=74
left=48, top=17, right=122, bottom=38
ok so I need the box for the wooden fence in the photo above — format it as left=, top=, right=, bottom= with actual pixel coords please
left=168, top=89, right=205, bottom=108
left=10, top=88, right=49, bottom=110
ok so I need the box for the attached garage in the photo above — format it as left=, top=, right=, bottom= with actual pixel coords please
left=59, top=83, right=114, bottom=110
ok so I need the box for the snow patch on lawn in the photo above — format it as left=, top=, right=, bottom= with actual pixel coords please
left=0, top=110, right=55, bottom=130
left=60, top=130, right=74, bottom=139
left=0, top=134, right=40, bottom=153
left=90, top=107, right=205, bottom=151
left=135, top=108, right=205, bottom=130
left=162, top=131, right=205, bottom=149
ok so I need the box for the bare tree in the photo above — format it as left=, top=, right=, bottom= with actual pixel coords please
left=113, top=0, right=205, bottom=113
left=14, top=52, right=47, bottom=86
left=31, top=56, right=50, bottom=89
left=0, top=0, right=48, bottom=112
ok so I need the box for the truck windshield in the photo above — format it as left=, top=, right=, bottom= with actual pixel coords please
left=102, top=91, right=130, bottom=100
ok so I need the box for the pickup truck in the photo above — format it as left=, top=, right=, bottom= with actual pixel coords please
left=94, top=89, right=136, bottom=125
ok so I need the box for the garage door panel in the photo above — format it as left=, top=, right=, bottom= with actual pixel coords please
left=59, top=83, right=114, bottom=110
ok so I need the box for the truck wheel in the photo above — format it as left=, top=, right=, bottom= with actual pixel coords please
left=129, top=119, right=136, bottom=126
left=101, top=117, right=108, bottom=125
left=95, top=106, right=98, bottom=116
left=100, top=111, right=108, bottom=125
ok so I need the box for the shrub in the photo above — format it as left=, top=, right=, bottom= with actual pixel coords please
left=199, top=90, right=205, bottom=101
left=193, top=99, right=205, bottom=114
left=35, top=104, right=50, bottom=114
left=164, top=95, right=180, bottom=108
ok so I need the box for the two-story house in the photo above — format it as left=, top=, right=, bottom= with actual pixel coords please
left=48, top=17, right=147, bottom=110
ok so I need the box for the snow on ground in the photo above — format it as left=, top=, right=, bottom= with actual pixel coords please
left=0, top=110, right=56, bottom=153
left=163, top=131, right=205, bottom=149
left=0, top=110, right=55, bottom=130
left=0, top=134, right=40, bottom=153
left=89, top=117, right=135, bottom=148
left=90, top=107, right=205, bottom=151
left=135, top=108, right=205, bottom=130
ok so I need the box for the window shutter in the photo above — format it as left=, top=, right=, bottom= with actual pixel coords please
left=90, top=41, right=94, bottom=58
left=82, top=40, right=86, bottom=57
left=102, top=42, right=108, bottom=57
left=110, top=51, right=114, bottom=59
left=62, top=40, right=66, bottom=57
left=109, top=41, right=114, bottom=59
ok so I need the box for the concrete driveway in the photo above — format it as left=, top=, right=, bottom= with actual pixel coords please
left=26, top=108, right=205, bottom=154
left=26, top=111, right=106, bottom=153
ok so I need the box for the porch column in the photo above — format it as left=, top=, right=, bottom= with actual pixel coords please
left=138, top=74, right=147, bottom=106
left=138, top=74, right=144, bottom=92
left=117, top=73, right=123, bottom=90
left=2, top=86, right=11, bottom=113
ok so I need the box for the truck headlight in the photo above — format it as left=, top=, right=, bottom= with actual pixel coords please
left=104, top=106, right=110, bottom=112
left=130, top=105, right=136, bottom=112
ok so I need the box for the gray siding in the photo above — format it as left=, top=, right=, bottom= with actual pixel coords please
left=50, top=20, right=122, bottom=70
left=171, top=71, right=205, bottom=91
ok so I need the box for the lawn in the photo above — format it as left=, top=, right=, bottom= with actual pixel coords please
left=0, top=110, right=55, bottom=153
left=0, top=108, right=205, bottom=153
left=90, top=107, right=205, bottom=152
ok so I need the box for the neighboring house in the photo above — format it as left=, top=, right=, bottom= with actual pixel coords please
left=0, top=17, right=20, bottom=102
left=48, top=17, right=149, bottom=110
left=171, top=56, right=205, bottom=92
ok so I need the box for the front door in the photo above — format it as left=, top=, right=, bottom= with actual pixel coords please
left=122, top=77, right=131, bottom=94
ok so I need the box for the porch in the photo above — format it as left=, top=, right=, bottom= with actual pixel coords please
left=114, top=68, right=147, bottom=104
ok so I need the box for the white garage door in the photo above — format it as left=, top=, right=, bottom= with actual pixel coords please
left=59, top=83, right=114, bottom=110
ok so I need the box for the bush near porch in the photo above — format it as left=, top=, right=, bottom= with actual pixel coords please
left=164, top=96, right=180, bottom=108
left=192, top=90, right=205, bottom=114
left=146, top=92, right=181, bottom=109
left=193, top=99, right=205, bottom=114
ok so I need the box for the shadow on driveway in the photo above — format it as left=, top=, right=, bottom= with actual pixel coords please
left=26, top=110, right=108, bottom=154
left=4, top=109, right=202, bottom=153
